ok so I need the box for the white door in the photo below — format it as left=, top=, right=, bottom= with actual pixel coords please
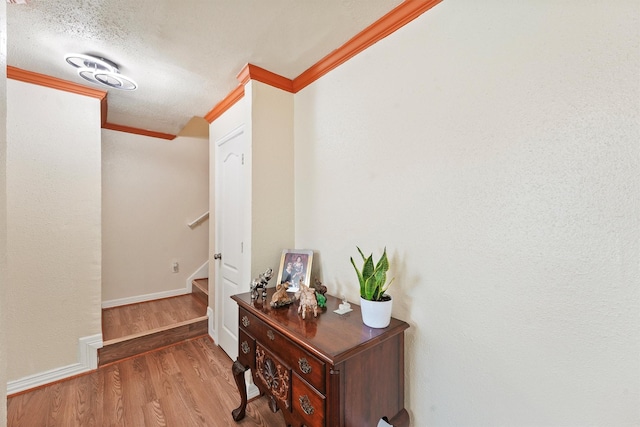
left=215, top=125, right=246, bottom=361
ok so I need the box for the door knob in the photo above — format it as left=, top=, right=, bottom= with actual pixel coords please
left=213, top=253, right=222, bottom=260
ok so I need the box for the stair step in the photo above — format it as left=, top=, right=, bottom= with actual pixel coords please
left=99, top=317, right=208, bottom=366
left=99, top=294, right=208, bottom=366
left=192, top=278, right=208, bottom=306
left=192, top=278, right=208, bottom=295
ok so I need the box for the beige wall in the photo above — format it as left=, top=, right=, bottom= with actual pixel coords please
left=0, top=1, right=8, bottom=424
left=247, top=81, right=295, bottom=279
left=102, top=127, right=209, bottom=303
left=6, top=80, right=102, bottom=380
left=294, top=1, right=639, bottom=425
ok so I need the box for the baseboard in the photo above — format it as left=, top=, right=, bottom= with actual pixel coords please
left=207, top=306, right=216, bottom=340
left=187, top=260, right=209, bottom=293
left=102, top=288, right=190, bottom=309
left=247, top=382, right=260, bottom=400
left=79, top=333, right=103, bottom=370
left=7, top=333, right=103, bottom=395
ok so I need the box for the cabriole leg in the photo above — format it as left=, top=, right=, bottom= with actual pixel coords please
left=231, top=359, right=249, bottom=421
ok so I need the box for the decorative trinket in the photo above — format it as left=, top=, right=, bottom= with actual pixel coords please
left=333, top=296, right=352, bottom=315
left=296, top=285, right=318, bottom=319
left=270, top=281, right=295, bottom=308
left=311, top=278, right=328, bottom=308
left=250, top=268, right=273, bottom=300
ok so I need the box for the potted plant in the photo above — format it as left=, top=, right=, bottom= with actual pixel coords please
left=350, top=247, right=395, bottom=328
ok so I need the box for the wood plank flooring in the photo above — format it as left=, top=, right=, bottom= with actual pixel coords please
left=7, top=336, right=286, bottom=427
left=102, top=294, right=207, bottom=341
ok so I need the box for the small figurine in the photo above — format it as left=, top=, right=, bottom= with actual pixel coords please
left=296, top=285, right=318, bottom=319
left=316, top=292, right=327, bottom=308
left=270, top=282, right=293, bottom=308
left=311, top=278, right=328, bottom=308
left=333, top=295, right=352, bottom=315
left=311, top=278, right=328, bottom=296
left=250, top=268, right=273, bottom=300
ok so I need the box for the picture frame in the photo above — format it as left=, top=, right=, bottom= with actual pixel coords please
left=276, top=249, right=313, bottom=293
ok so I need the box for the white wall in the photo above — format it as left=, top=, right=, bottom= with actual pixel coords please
left=6, top=80, right=102, bottom=381
left=294, top=1, right=640, bottom=426
left=101, top=127, right=209, bottom=303
left=0, top=1, right=8, bottom=425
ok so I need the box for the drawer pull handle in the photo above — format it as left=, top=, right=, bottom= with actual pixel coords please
left=267, top=330, right=275, bottom=341
left=242, top=316, right=250, bottom=327
left=298, top=357, right=312, bottom=374
left=299, top=395, right=314, bottom=415
left=241, top=341, right=250, bottom=355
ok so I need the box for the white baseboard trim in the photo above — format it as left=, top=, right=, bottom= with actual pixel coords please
left=7, top=333, right=103, bottom=395
left=102, top=287, right=190, bottom=309
left=242, top=370, right=260, bottom=399
left=187, top=260, right=209, bottom=293
left=247, top=382, right=260, bottom=400
left=79, top=333, right=103, bottom=370
left=207, top=306, right=215, bottom=340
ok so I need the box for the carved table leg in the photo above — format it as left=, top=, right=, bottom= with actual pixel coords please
left=268, top=394, right=278, bottom=413
left=231, top=359, right=248, bottom=421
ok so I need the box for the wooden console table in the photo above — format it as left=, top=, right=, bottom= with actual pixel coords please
left=231, top=288, right=410, bottom=427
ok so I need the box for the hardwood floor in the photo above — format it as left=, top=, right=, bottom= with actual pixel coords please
left=102, top=294, right=207, bottom=341
left=7, top=336, right=286, bottom=427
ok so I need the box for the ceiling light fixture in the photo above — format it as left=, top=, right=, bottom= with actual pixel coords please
left=64, top=53, right=137, bottom=91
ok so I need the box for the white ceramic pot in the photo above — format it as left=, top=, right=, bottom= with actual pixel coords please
left=360, top=296, right=393, bottom=328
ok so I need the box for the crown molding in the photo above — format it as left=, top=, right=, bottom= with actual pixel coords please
left=10, top=0, right=442, bottom=130
left=204, top=84, right=245, bottom=124
left=237, top=63, right=294, bottom=93
left=7, top=66, right=107, bottom=100
left=8, top=65, right=109, bottom=125
left=207, top=0, right=442, bottom=123
left=103, top=123, right=176, bottom=140
left=204, top=64, right=294, bottom=123
left=293, top=0, right=442, bottom=92
left=100, top=98, right=108, bottom=126
left=8, top=66, right=176, bottom=139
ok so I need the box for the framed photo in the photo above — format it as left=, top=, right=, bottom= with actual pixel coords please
left=276, top=249, right=313, bottom=293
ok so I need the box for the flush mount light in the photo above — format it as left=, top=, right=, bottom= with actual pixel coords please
left=64, top=53, right=137, bottom=91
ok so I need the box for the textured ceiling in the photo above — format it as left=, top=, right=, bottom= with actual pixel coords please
left=7, top=0, right=403, bottom=135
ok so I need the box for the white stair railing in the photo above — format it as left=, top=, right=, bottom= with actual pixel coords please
left=187, top=211, right=209, bottom=228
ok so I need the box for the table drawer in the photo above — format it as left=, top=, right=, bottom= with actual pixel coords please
left=289, top=343, right=325, bottom=393
left=293, top=373, right=325, bottom=427
left=239, top=307, right=325, bottom=392
left=239, top=308, right=260, bottom=335
left=238, top=329, right=255, bottom=369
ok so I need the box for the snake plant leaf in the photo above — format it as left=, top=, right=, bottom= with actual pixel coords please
left=364, top=274, right=378, bottom=300
left=357, top=246, right=368, bottom=262
left=375, top=247, right=389, bottom=272
left=362, top=254, right=375, bottom=282
left=372, top=268, right=387, bottom=300
left=381, top=277, right=395, bottom=294
left=350, top=256, right=365, bottom=294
